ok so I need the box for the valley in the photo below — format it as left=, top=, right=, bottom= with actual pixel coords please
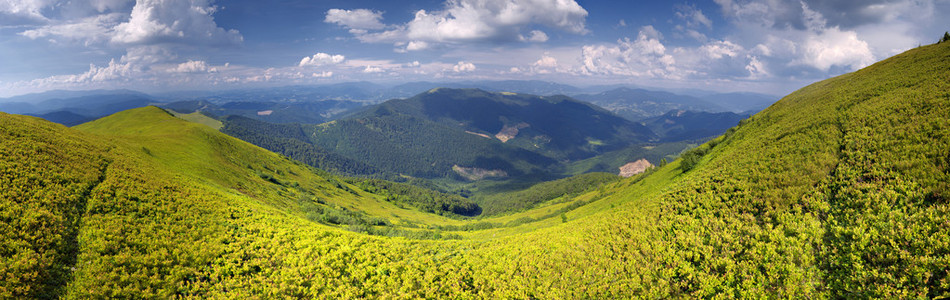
left=1, top=34, right=949, bottom=299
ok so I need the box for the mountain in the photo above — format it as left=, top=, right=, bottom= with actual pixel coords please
left=219, top=115, right=380, bottom=176
left=158, top=82, right=386, bottom=103
left=698, top=92, right=777, bottom=113
left=573, top=87, right=727, bottom=121
left=0, top=89, right=155, bottom=125
left=3, top=42, right=950, bottom=298
left=28, top=110, right=95, bottom=126
left=353, top=88, right=656, bottom=160
left=162, top=99, right=363, bottom=124
left=642, top=110, right=750, bottom=142
left=0, top=89, right=149, bottom=104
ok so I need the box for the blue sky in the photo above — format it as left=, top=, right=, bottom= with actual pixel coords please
left=1, top=0, right=949, bottom=97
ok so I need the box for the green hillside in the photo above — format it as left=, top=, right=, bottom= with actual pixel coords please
left=1, top=41, right=949, bottom=298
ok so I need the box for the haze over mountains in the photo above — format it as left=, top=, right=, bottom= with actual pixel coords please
left=0, top=80, right=776, bottom=125
left=2, top=40, right=948, bottom=298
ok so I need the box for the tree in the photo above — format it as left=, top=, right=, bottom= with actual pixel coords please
left=942, top=31, right=950, bottom=43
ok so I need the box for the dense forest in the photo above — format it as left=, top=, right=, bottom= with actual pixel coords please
left=1, top=41, right=948, bottom=298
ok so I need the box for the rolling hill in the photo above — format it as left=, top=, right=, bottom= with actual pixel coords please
left=1, top=41, right=949, bottom=298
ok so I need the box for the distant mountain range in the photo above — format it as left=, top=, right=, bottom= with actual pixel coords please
left=0, top=90, right=156, bottom=126
left=1, top=81, right=776, bottom=126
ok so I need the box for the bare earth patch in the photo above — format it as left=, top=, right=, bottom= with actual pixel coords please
left=452, top=165, right=508, bottom=180
left=495, top=122, right=530, bottom=143
left=618, top=159, right=653, bottom=177
left=465, top=131, right=492, bottom=139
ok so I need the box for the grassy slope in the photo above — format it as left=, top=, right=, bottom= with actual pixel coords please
left=1, top=42, right=948, bottom=297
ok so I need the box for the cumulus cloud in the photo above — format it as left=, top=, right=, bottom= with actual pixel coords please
left=299, top=53, right=345, bottom=67
left=111, top=0, right=242, bottom=46
left=581, top=26, right=678, bottom=78
left=701, top=40, right=743, bottom=59
left=312, top=71, right=333, bottom=78
left=171, top=60, right=211, bottom=73
left=19, top=13, right=124, bottom=45
left=406, top=40, right=429, bottom=51
left=453, top=61, right=476, bottom=72
left=363, top=66, right=384, bottom=73
left=533, top=55, right=557, bottom=68
left=328, top=0, right=587, bottom=50
left=713, top=0, right=876, bottom=74
left=325, top=8, right=385, bottom=30
left=792, top=27, right=874, bottom=71
left=16, top=0, right=242, bottom=48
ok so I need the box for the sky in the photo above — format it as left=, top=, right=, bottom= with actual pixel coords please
left=1, top=0, right=949, bottom=97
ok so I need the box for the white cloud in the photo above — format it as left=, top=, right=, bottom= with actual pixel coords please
left=312, top=71, right=333, bottom=78
left=0, top=0, right=54, bottom=25
left=171, top=60, right=210, bottom=73
left=453, top=61, right=476, bottom=72
left=325, top=8, right=385, bottom=30
left=533, top=55, right=557, bottom=68
left=111, top=0, right=242, bottom=46
left=47, top=59, right=136, bottom=84
left=19, top=13, right=124, bottom=45
left=329, top=0, right=587, bottom=49
left=701, top=40, right=743, bottom=59
left=406, top=40, right=429, bottom=51
left=520, top=30, right=549, bottom=42
left=714, top=0, right=876, bottom=74
left=581, top=26, right=678, bottom=78
left=793, top=27, right=874, bottom=71
left=299, top=53, right=345, bottom=67
left=363, top=66, right=384, bottom=73
left=745, top=55, right=768, bottom=78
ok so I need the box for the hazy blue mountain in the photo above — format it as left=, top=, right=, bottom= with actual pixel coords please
left=573, top=87, right=726, bottom=121
left=642, top=110, right=750, bottom=142
left=699, top=92, right=778, bottom=113
left=350, top=88, right=657, bottom=161
left=161, top=98, right=364, bottom=124
left=0, top=90, right=156, bottom=125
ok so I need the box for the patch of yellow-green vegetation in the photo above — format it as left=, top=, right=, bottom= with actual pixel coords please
left=167, top=109, right=223, bottom=130
left=499, top=91, right=517, bottom=95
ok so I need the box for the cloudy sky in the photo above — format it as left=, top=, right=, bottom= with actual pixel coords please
left=1, top=0, right=948, bottom=97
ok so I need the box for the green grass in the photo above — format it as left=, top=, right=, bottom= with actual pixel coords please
left=2, top=41, right=950, bottom=297
left=167, top=109, right=223, bottom=130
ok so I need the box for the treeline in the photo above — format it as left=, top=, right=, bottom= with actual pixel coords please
left=475, top=172, right=621, bottom=215
left=347, top=178, right=481, bottom=217
left=220, top=115, right=379, bottom=176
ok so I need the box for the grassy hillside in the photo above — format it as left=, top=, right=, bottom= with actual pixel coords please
left=1, top=41, right=949, bottom=298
